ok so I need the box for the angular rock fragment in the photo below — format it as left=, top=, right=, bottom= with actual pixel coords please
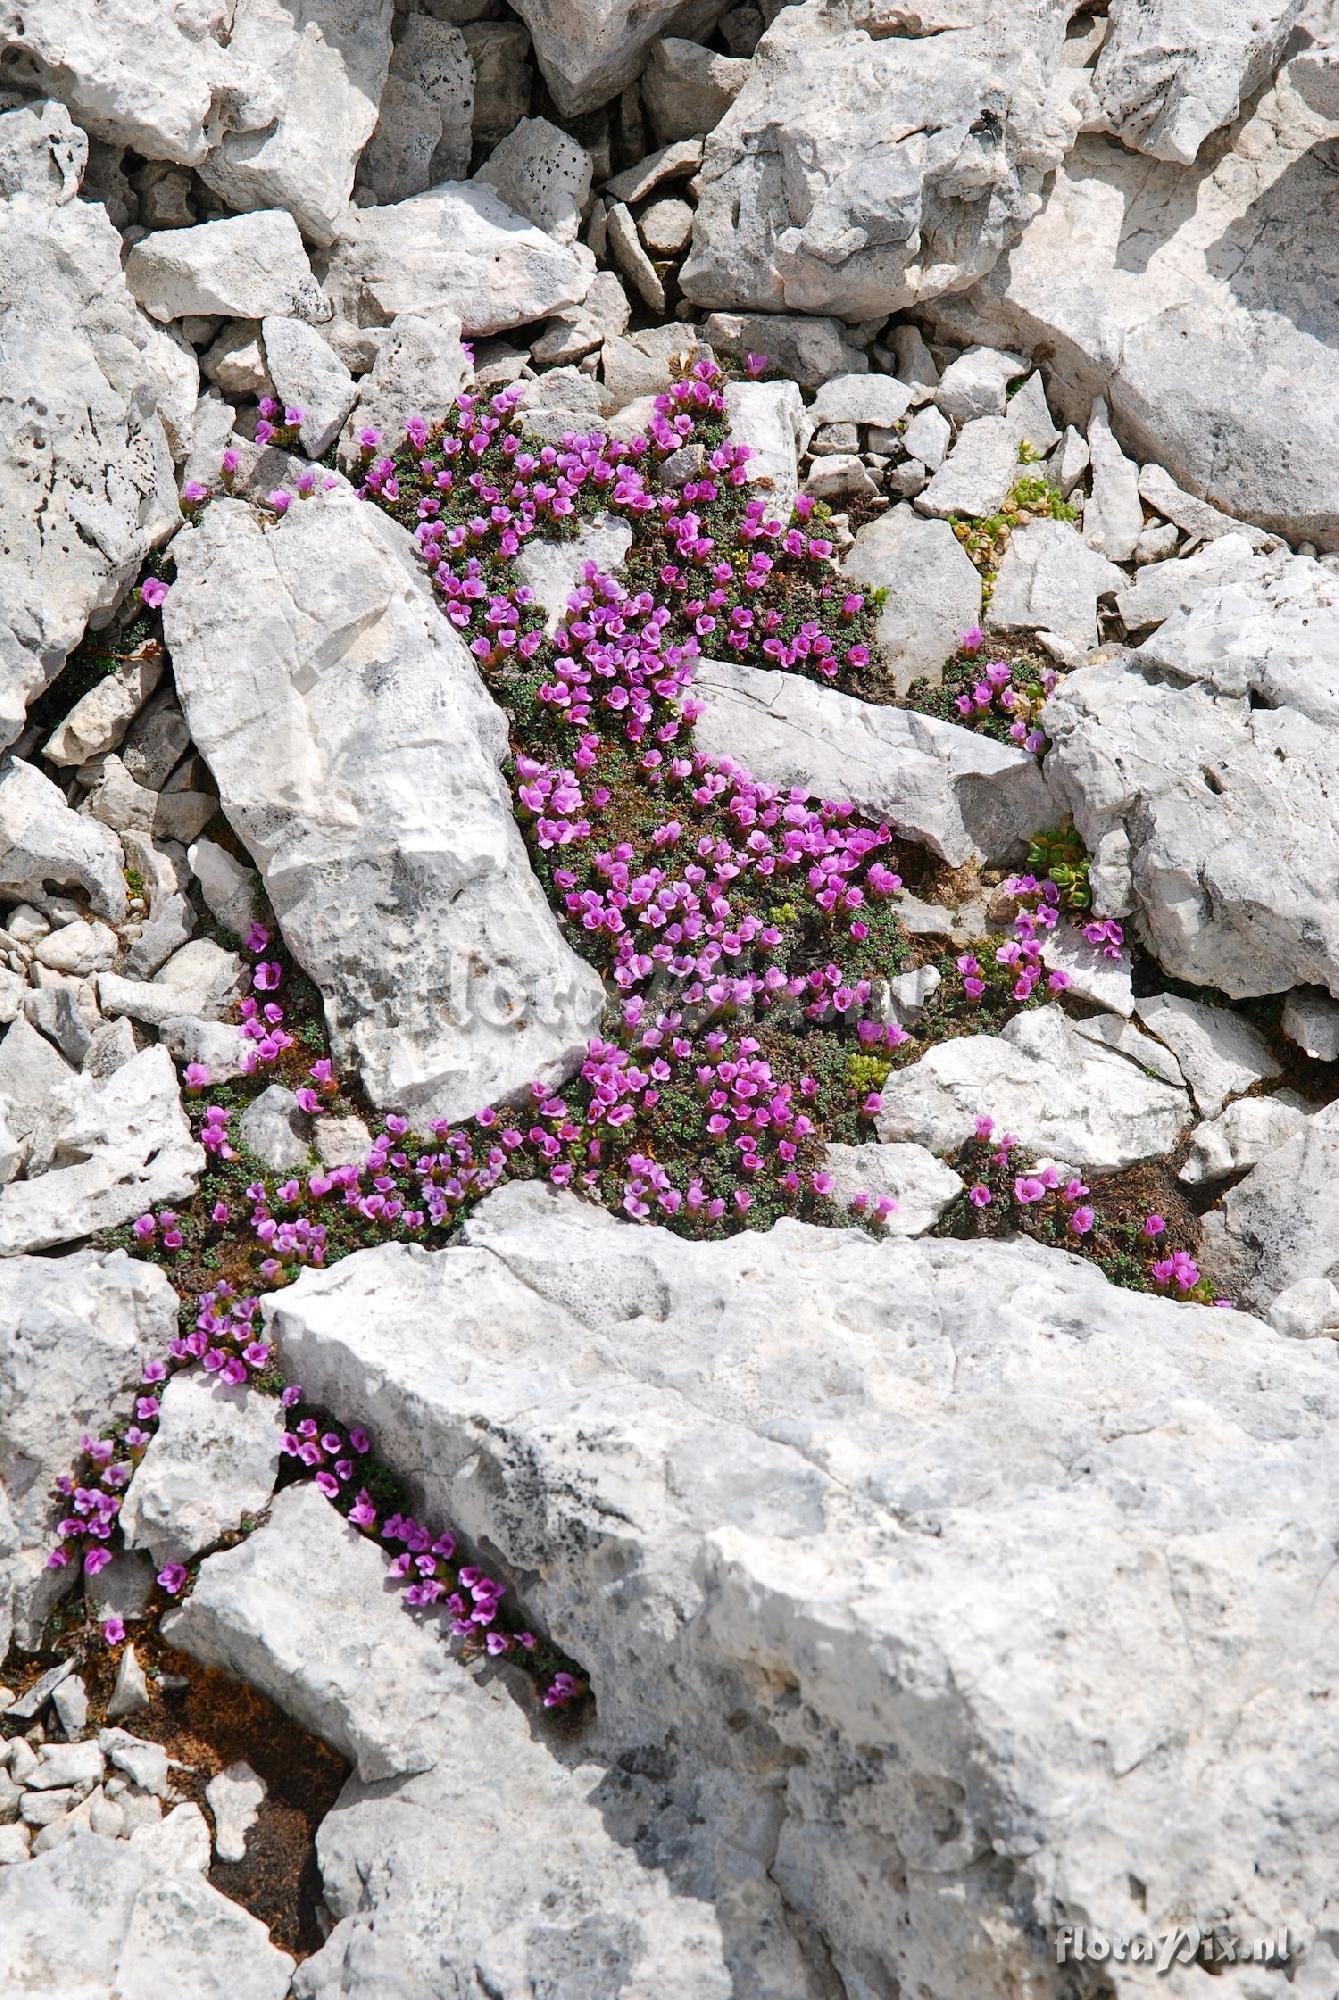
left=693, top=657, right=1058, bottom=867
left=165, top=489, right=604, bottom=1120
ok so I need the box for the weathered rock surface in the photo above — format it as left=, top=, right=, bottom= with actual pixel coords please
left=476, top=116, right=592, bottom=246
left=1179, top=1092, right=1310, bottom=1186
left=0, top=1832, right=293, bottom=1997
left=165, top=1483, right=458, bottom=1784
left=988, top=519, right=1124, bottom=653
left=0, top=1046, right=203, bottom=1256
left=1203, top=1099, right=1339, bottom=1336
left=1132, top=550, right=1339, bottom=725
left=930, top=70, right=1339, bottom=547
left=120, top=1374, right=283, bottom=1567
left=508, top=0, right=698, bottom=114
left=194, top=0, right=394, bottom=246
left=358, top=15, right=474, bottom=201
left=821, top=1141, right=963, bottom=1233
left=0, top=1250, right=177, bottom=1657
left=1043, top=659, right=1339, bottom=998
left=0, top=110, right=178, bottom=749
left=1092, top=0, right=1302, bottom=163
left=164, top=489, right=604, bottom=1120
left=0, top=4, right=279, bottom=166
left=843, top=506, right=983, bottom=694
left=693, top=656, right=1058, bottom=867
left=877, top=1003, right=1191, bottom=1170
left=126, top=211, right=330, bottom=325
left=680, top=0, right=1082, bottom=319
left=263, top=1186, right=1339, bottom=1999
left=0, top=757, right=127, bottom=921
left=320, top=181, right=593, bottom=336
left=1134, top=991, right=1283, bottom=1118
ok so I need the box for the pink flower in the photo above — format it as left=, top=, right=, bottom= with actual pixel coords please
left=157, top=1563, right=188, bottom=1595
left=1143, top=1213, right=1166, bottom=1237
left=102, top=1616, right=126, bottom=1647
left=184, top=1062, right=210, bottom=1089
left=1013, top=1175, right=1047, bottom=1205
left=1069, top=1205, right=1095, bottom=1235
left=969, top=1184, right=992, bottom=1208
left=140, top=576, right=169, bottom=609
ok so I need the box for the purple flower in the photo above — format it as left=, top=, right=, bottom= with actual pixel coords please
left=1013, top=1175, right=1047, bottom=1205
left=140, top=576, right=169, bottom=610
left=968, top=1184, right=991, bottom=1208
left=1143, top=1213, right=1166, bottom=1237
left=157, top=1562, right=188, bottom=1595
left=102, top=1616, right=126, bottom=1647
left=1069, top=1205, right=1095, bottom=1236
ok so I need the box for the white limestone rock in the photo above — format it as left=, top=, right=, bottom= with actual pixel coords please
left=1134, top=992, right=1283, bottom=1118
left=294, top=1666, right=732, bottom=2000
left=1092, top=0, right=1302, bottom=163
left=165, top=1482, right=468, bottom=1784
left=876, top=1003, right=1191, bottom=1170
left=205, top=1760, right=265, bottom=1864
left=915, top=415, right=1021, bottom=522
left=821, top=1141, right=963, bottom=1233
left=97, top=939, right=245, bottom=1027
left=723, top=378, right=809, bottom=527
left=508, top=0, right=697, bottom=114
left=1084, top=398, right=1144, bottom=562
left=1202, top=1099, right=1339, bottom=1334
left=0, top=4, right=279, bottom=166
left=263, top=1187, right=1339, bottom=1999
left=188, top=838, right=260, bottom=943
left=702, top=310, right=867, bottom=389
left=164, top=489, right=605, bottom=1122
left=927, top=80, right=1339, bottom=548
left=260, top=317, right=356, bottom=459
left=843, top=505, right=982, bottom=695
left=476, top=116, right=592, bottom=247
left=0, top=126, right=178, bottom=749
left=194, top=0, right=393, bottom=246
left=1179, top=1093, right=1311, bottom=1185
left=1132, top=550, right=1339, bottom=725
left=809, top=373, right=913, bottom=431
left=0, top=1045, right=204, bottom=1255
left=1043, top=660, right=1339, bottom=998
left=693, top=656, right=1057, bottom=868
left=338, top=310, right=471, bottom=464
left=1114, top=532, right=1273, bottom=635
left=1282, top=987, right=1339, bottom=1063
left=0, top=1832, right=293, bottom=1997
left=0, top=757, right=127, bottom=921
left=0, top=1251, right=176, bottom=1657
left=120, top=1373, right=283, bottom=1567
left=43, top=655, right=165, bottom=768
left=934, top=345, right=1028, bottom=425
left=237, top=1084, right=312, bottom=1172
left=358, top=14, right=474, bottom=202
left=320, top=181, right=593, bottom=337
left=126, top=211, right=330, bottom=325
left=988, top=519, right=1125, bottom=654
left=1040, top=917, right=1134, bottom=1018
left=680, top=0, right=1082, bottom=319
left=513, top=517, right=634, bottom=633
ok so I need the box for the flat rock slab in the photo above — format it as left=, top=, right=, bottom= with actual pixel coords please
left=263, top=1185, right=1339, bottom=1999
left=692, top=656, right=1058, bottom=868
left=876, top=1003, right=1192, bottom=1170
left=164, top=488, right=604, bottom=1122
